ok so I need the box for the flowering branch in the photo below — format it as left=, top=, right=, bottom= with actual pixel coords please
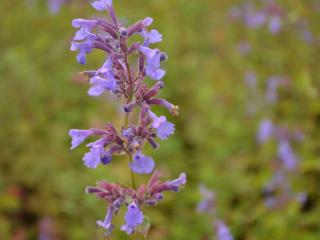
left=68, top=0, right=186, bottom=236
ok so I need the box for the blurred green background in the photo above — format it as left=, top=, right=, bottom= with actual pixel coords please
left=0, top=0, right=320, bottom=239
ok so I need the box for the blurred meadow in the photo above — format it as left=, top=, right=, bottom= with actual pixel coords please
left=1, top=0, right=320, bottom=239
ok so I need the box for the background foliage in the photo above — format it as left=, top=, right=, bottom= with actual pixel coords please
left=0, top=0, right=319, bottom=239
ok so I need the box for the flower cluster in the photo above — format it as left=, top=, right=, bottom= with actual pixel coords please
left=229, top=0, right=318, bottom=45
left=229, top=0, right=285, bottom=34
left=69, top=0, right=186, bottom=236
left=257, top=120, right=306, bottom=208
left=197, top=184, right=234, bottom=240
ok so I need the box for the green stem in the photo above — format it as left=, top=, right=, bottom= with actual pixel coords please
left=127, top=153, right=136, bottom=189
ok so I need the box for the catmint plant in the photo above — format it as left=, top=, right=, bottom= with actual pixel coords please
left=68, top=0, right=186, bottom=236
left=258, top=122, right=307, bottom=208
left=197, top=184, right=234, bottom=240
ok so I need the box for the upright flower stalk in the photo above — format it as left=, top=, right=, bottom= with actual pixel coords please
left=68, top=0, right=186, bottom=236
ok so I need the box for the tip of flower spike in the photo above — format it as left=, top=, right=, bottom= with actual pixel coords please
left=170, top=105, right=179, bottom=116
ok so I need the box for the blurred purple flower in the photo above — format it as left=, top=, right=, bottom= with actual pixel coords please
left=265, top=76, right=279, bottom=103
left=214, top=220, right=234, bottom=240
left=237, top=41, right=251, bottom=55
left=244, top=71, right=257, bottom=89
left=278, top=140, right=298, bottom=171
left=268, top=16, right=282, bottom=34
left=48, top=0, right=65, bottom=15
left=91, top=0, right=113, bottom=11
left=245, top=11, right=267, bottom=28
left=197, top=184, right=215, bottom=214
left=257, top=119, right=274, bottom=143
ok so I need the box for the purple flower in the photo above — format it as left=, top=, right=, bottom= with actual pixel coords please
left=245, top=11, right=267, bottom=28
left=139, top=46, right=165, bottom=80
left=148, top=110, right=175, bottom=140
left=197, top=184, right=215, bottom=213
left=148, top=29, right=163, bottom=43
left=88, top=58, right=117, bottom=96
left=278, top=140, right=297, bottom=171
left=214, top=220, right=234, bottom=240
left=70, top=42, right=95, bottom=65
left=121, top=203, right=144, bottom=235
left=97, top=207, right=115, bottom=233
left=129, top=151, right=155, bottom=174
left=88, top=76, right=117, bottom=96
left=257, top=119, right=274, bottom=143
left=140, top=29, right=163, bottom=46
left=48, top=0, right=64, bottom=14
left=165, top=173, right=186, bottom=192
left=268, top=16, right=282, bottom=34
left=244, top=71, right=257, bottom=89
left=265, top=76, right=279, bottom=103
left=72, top=19, right=98, bottom=41
left=91, top=0, right=112, bottom=11
left=69, top=129, right=93, bottom=149
left=237, top=41, right=251, bottom=55
left=83, top=145, right=111, bottom=168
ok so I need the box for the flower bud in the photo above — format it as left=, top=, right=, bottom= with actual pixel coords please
left=119, top=27, right=128, bottom=37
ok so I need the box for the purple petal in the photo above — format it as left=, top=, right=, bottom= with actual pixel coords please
left=91, top=0, right=112, bottom=11
left=97, top=207, right=114, bottom=231
left=69, top=129, right=92, bottom=149
left=121, top=203, right=143, bottom=235
left=88, top=76, right=106, bottom=96
left=72, top=19, right=98, bottom=29
left=148, top=29, right=162, bottom=44
left=142, top=17, right=153, bottom=27
left=129, top=152, right=155, bottom=174
left=166, top=173, right=187, bottom=192
left=156, top=121, right=175, bottom=140
left=83, top=146, right=104, bottom=168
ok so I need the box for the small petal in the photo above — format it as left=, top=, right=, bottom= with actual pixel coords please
left=69, top=129, right=92, bottom=149
left=148, top=29, right=162, bottom=44
left=72, top=19, right=98, bottom=28
left=101, top=150, right=112, bottom=165
left=148, top=111, right=175, bottom=140
left=130, top=152, right=155, bottom=174
left=121, top=203, right=143, bottom=235
left=91, top=0, right=112, bottom=11
left=142, top=17, right=153, bottom=27
left=156, top=120, right=174, bottom=140
left=166, top=173, right=187, bottom=192
left=83, top=145, right=105, bottom=168
left=139, top=47, right=165, bottom=80
left=88, top=75, right=117, bottom=96
left=97, top=208, right=114, bottom=231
